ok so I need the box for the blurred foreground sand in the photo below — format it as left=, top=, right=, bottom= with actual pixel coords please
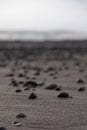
left=0, top=47, right=87, bottom=130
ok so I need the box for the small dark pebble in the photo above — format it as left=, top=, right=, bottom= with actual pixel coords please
left=38, top=82, right=45, bottom=87
left=34, top=71, right=40, bottom=76
left=18, top=81, right=24, bottom=84
left=24, top=87, right=30, bottom=91
left=58, top=92, right=70, bottom=98
left=16, top=113, right=26, bottom=118
left=75, top=62, right=80, bottom=66
left=53, top=76, right=57, bottom=79
left=45, top=84, right=57, bottom=90
left=6, top=73, right=14, bottom=77
left=18, top=73, right=26, bottom=78
left=15, top=89, right=22, bottom=93
left=78, top=87, right=86, bottom=91
left=79, top=69, right=84, bottom=73
left=23, top=81, right=38, bottom=88
left=77, top=79, right=85, bottom=84
left=28, top=92, right=37, bottom=99
left=9, top=79, right=18, bottom=87
left=65, top=66, right=69, bottom=70
left=13, top=82, right=18, bottom=87
left=0, top=127, right=7, bottom=130
left=44, top=67, right=55, bottom=73
left=56, top=85, right=63, bottom=91
left=22, top=66, right=27, bottom=70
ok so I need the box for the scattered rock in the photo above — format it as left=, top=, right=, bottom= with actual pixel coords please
left=75, top=62, right=80, bottom=66
left=15, top=89, right=22, bottom=93
left=38, top=82, right=45, bottom=87
left=65, top=66, right=69, bottom=70
left=56, top=85, right=63, bottom=91
left=79, top=69, right=84, bottom=73
left=34, top=71, right=40, bottom=76
left=78, top=87, right=86, bottom=92
left=18, top=73, right=25, bottom=77
left=77, top=79, right=85, bottom=84
left=16, top=113, right=26, bottom=118
left=23, top=81, right=38, bottom=88
left=44, top=67, right=55, bottom=73
left=49, top=73, right=55, bottom=76
left=58, top=92, right=71, bottom=98
left=0, top=127, right=7, bottom=130
left=5, top=73, right=14, bottom=77
left=9, top=79, right=18, bottom=87
left=45, top=84, right=57, bottom=90
left=22, top=66, right=27, bottom=70
left=53, top=76, right=57, bottom=79
left=28, top=92, right=37, bottom=99
left=12, top=121, right=22, bottom=127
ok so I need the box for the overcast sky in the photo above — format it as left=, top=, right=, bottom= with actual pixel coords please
left=0, top=0, right=87, bottom=32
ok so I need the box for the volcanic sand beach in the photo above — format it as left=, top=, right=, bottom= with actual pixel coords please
left=0, top=46, right=87, bottom=130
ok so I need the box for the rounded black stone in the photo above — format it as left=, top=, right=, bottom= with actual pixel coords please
left=16, top=113, right=26, bottom=118
left=34, top=71, right=40, bottom=76
left=18, top=73, right=25, bottom=77
left=56, top=85, right=63, bottom=91
left=38, top=82, right=45, bottom=87
left=58, top=92, right=70, bottom=98
left=45, top=84, right=57, bottom=90
left=78, top=87, right=85, bottom=92
left=0, top=127, right=7, bottom=130
left=10, top=79, right=18, bottom=87
left=23, top=81, right=38, bottom=88
left=28, top=92, right=37, bottom=99
left=77, top=79, right=85, bottom=84
left=15, top=89, right=22, bottom=93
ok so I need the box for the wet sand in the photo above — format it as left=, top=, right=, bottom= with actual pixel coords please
left=0, top=46, right=87, bottom=130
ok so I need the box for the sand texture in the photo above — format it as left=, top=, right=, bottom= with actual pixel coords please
left=0, top=47, right=87, bottom=130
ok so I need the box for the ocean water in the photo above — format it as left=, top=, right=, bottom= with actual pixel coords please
left=0, top=32, right=87, bottom=41
left=0, top=32, right=87, bottom=49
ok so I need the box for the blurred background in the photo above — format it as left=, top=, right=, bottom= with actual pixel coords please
left=0, top=0, right=87, bottom=45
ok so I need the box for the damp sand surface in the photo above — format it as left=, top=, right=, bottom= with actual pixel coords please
left=0, top=47, right=87, bottom=130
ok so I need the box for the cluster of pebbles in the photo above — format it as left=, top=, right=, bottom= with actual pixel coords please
left=0, top=47, right=87, bottom=129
